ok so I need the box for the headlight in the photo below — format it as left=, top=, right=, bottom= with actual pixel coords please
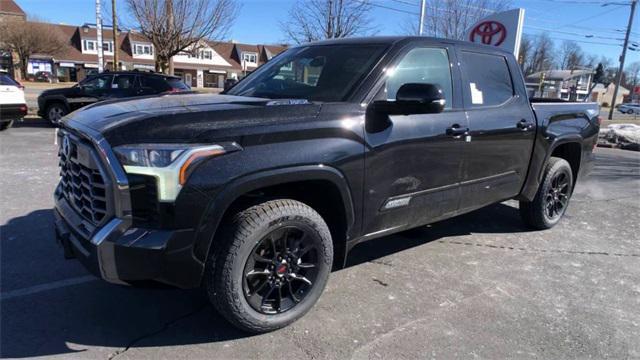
left=114, top=144, right=229, bottom=201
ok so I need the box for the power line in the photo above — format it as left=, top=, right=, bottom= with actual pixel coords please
left=525, top=32, right=625, bottom=47
left=524, top=25, right=626, bottom=41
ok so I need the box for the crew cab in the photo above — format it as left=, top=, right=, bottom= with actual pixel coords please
left=37, top=71, right=190, bottom=124
left=53, top=37, right=599, bottom=333
left=0, top=73, right=27, bottom=131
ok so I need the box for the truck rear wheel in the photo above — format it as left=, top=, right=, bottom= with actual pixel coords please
left=520, top=157, right=574, bottom=230
left=205, top=199, right=333, bottom=333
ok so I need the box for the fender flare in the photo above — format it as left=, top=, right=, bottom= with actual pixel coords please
left=192, top=164, right=356, bottom=265
left=537, top=134, right=583, bottom=183
left=43, top=95, right=70, bottom=111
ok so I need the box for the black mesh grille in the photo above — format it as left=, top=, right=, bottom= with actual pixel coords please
left=58, top=137, right=109, bottom=225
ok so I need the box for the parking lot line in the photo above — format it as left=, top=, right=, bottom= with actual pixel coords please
left=0, top=275, right=96, bottom=301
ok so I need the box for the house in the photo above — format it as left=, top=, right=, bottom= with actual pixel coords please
left=525, top=69, right=593, bottom=101
left=590, top=83, right=630, bottom=106
left=25, top=21, right=287, bottom=88
left=0, top=0, right=26, bottom=77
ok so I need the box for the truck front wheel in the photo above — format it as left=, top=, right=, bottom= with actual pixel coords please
left=205, top=199, right=333, bottom=333
left=520, top=157, right=574, bottom=230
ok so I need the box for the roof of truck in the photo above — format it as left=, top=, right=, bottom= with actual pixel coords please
left=303, top=36, right=512, bottom=54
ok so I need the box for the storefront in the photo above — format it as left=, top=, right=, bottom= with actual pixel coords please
left=55, top=62, right=77, bottom=82
left=204, top=70, right=226, bottom=88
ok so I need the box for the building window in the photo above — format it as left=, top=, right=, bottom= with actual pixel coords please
left=134, top=44, right=153, bottom=56
left=242, top=52, right=258, bottom=65
left=83, top=40, right=113, bottom=53
left=201, top=50, right=213, bottom=60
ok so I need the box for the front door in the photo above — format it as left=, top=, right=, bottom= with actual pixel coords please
left=362, top=45, right=467, bottom=237
left=457, top=49, right=536, bottom=210
left=69, top=74, right=112, bottom=111
left=185, top=73, right=192, bottom=87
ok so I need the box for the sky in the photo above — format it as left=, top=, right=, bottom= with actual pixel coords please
left=12, top=0, right=640, bottom=67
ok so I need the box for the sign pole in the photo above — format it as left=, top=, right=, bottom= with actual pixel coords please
left=418, top=0, right=425, bottom=36
left=608, top=0, right=637, bottom=120
left=96, top=0, right=104, bottom=73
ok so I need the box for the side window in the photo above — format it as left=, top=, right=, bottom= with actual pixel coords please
left=83, top=75, right=112, bottom=90
left=112, top=74, right=135, bottom=90
left=460, top=51, right=513, bottom=107
left=385, top=47, right=453, bottom=109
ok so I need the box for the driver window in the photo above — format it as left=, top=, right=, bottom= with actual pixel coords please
left=83, top=75, right=112, bottom=90
left=385, top=48, right=453, bottom=109
left=273, top=57, right=325, bottom=87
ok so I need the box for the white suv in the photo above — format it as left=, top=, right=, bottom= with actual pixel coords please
left=0, top=73, right=27, bottom=130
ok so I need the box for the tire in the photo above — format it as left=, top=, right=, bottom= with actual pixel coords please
left=520, top=157, right=574, bottom=230
left=46, top=103, right=67, bottom=124
left=0, top=120, right=14, bottom=131
left=205, top=199, right=333, bottom=333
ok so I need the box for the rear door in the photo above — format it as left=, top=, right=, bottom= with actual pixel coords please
left=362, top=44, right=467, bottom=237
left=0, top=74, right=24, bottom=105
left=457, top=48, right=536, bottom=211
left=109, top=74, right=137, bottom=98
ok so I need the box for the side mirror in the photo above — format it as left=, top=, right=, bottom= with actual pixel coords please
left=373, top=83, right=446, bottom=115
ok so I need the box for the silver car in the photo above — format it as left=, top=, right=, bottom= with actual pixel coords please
left=618, top=103, right=640, bottom=114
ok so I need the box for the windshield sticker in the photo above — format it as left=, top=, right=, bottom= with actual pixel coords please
left=470, top=82, right=483, bottom=105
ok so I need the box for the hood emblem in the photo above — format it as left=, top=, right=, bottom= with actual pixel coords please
left=62, top=135, right=71, bottom=158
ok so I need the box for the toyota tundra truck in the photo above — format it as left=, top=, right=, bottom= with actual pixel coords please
left=53, top=37, right=600, bottom=333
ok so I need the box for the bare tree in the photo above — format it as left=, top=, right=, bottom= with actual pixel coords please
left=402, top=0, right=511, bottom=39
left=518, top=34, right=533, bottom=72
left=523, top=33, right=555, bottom=75
left=625, top=61, right=640, bottom=90
left=127, top=0, right=240, bottom=73
left=0, top=19, right=66, bottom=80
left=558, top=40, right=584, bottom=70
left=280, top=0, right=375, bottom=44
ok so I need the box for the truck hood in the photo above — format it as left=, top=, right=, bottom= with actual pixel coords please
left=64, top=93, right=322, bottom=146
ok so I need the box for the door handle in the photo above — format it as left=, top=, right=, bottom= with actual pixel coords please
left=517, top=119, right=534, bottom=131
left=446, top=124, right=469, bottom=138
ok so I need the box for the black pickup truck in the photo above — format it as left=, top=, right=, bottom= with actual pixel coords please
left=53, top=37, right=599, bottom=333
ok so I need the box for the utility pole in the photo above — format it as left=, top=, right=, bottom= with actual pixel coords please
left=418, top=0, right=426, bottom=36
left=96, top=0, right=104, bottom=73
left=111, top=0, right=119, bottom=71
left=608, top=0, right=637, bottom=120
left=327, top=0, right=333, bottom=38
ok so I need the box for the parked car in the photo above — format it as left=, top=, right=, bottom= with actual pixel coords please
left=617, top=103, right=640, bottom=114
left=37, top=71, right=191, bottom=124
left=0, top=73, right=27, bottom=130
left=53, top=37, right=600, bottom=333
left=34, top=71, right=57, bottom=83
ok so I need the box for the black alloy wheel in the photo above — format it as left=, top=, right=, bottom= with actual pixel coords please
left=544, top=171, right=570, bottom=221
left=206, top=199, right=333, bottom=333
left=243, top=226, right=320, bottom=314
left=520, top=157, right=574, bottom=230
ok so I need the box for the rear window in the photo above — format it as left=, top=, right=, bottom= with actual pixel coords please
left=0, top=74, right=19, bottom=86
left=460, top=51, right=514, bottom=108
left=139, top=76, right=170, bottom=92
left=166, top=77, right=190, bottom=90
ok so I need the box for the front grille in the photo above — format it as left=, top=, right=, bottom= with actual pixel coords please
left=58, top=134, right=111, bottom=227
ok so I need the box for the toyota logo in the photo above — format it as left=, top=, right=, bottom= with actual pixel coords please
left=62, top=135, right=71, bottom=157
left=469, top=21, right=507, bottom=46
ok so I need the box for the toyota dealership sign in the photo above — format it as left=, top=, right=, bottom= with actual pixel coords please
left=466, top=8, right=525, bottom=57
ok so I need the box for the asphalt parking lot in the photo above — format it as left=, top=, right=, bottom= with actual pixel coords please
left=1, top=122, right=639, bottom=359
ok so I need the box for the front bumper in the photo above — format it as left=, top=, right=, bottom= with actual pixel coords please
left=54, top=194, right=200, bottom=287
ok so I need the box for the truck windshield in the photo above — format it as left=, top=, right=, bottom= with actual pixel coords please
left=226, top=44, right=386, bottom=102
